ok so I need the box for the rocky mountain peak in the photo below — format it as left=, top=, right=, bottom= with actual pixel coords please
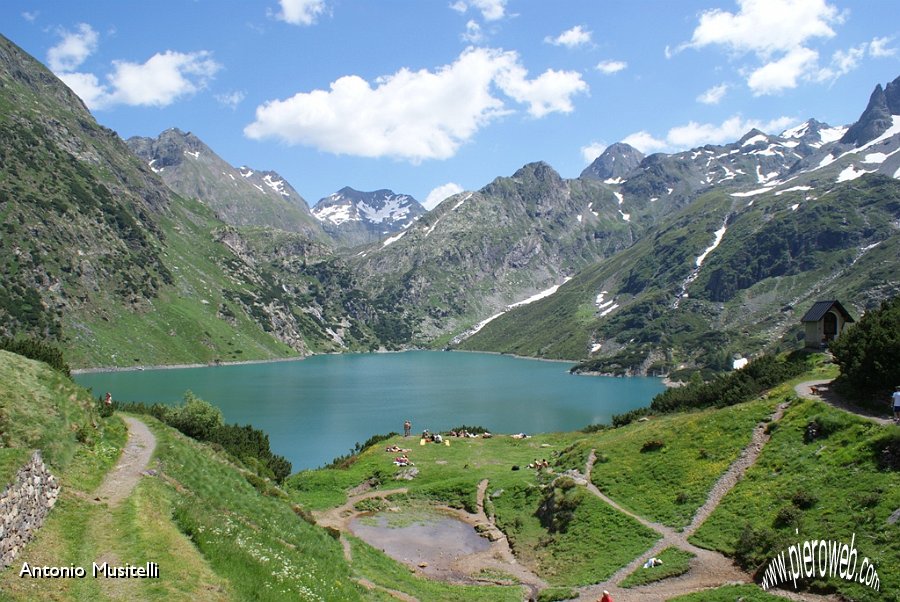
left=580, top=142, right=644, bottom=181
left=885, top=74, right=900, bottom=115
left=513, top=161, right=563, bottom=184
left=840, top=82, right=893, bottom=146
left=312, top=187, right=424, bottom=247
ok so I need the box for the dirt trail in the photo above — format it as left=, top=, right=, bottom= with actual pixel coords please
left=574, top=402, right=838, bottom=602
left=93, top=416, right=157, bottom=506
left=459, top=479, right=547, bottom=596
left=795, top=380, right=893, bottom=425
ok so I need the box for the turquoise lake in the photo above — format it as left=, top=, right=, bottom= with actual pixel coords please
left=74, top=351, right=664, bottom=471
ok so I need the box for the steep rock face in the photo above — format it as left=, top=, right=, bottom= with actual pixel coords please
left=312, top=187, right=425, bottom=247
left=886, top=74, right=900, bottom=115
left=840, top=84, right=894, bottom=146
left=580, top=142, right=644, bottom=181
left=127, top=129, right=326, bottom=241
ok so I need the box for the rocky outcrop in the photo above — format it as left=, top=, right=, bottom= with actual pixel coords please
left=0, top=451, right=60, bottom=569
left=840, top=83, right=894, bottom=146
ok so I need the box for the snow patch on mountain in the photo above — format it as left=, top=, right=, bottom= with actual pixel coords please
left=314, top=204, right=357, bottom=225
left=674, top=217, right=729, bottom=308
left=837, top=165, right=873, bottom=182
left=359, top=197, right=412, bottom=223
left=382, top=230, right=407, bottom=247
left=452, top=278, right=572, bottom=344
left=695, top=221, right=728, bottom=268
left=774, top=185, right=812, bottom=196
left=262, top=174, right=290, bottom=197
left=742, top=134, right=768, bottom=146
left=731, top=186, right=774, bottom=198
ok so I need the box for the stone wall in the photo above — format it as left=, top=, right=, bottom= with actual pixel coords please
left=0, top=450, right=60, bottom=569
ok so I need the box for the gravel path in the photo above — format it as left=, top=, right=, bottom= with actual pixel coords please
left=92, top=416, right=157, bottom=507
left=795, top=380, right=893, bottom=425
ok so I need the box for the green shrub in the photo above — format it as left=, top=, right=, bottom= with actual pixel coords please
left=790, top=489, right=817, bottom=509
left=116, top=392, right=292, bottom=482
left=641, top=439, right=665, bottom=452
left=169, top=391, right=223, bottom=440
left=536, top=479, right=585, bottom=534
left=830, top=295, right=900, bottom=397
left=734, top=524, right=781, bottom=571
left=0, top=336, right=70, bottom=376
left=803, top=413, right=852, bottom=444
left=774, top=505, right=800, bottom=528
left=871, top=431, right=900, bottom=471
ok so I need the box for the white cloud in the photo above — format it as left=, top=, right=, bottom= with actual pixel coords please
left=667, top=115, right=794, bottom=147
left=461, top=20, right=483, bottom=44
left=47, top=23, right=98, bottom=72
left=244, top=47, right=587, bottom=161
left=697, top=83, right=728, bottom=104
left=22, top=11, right=38, bottom=22
left=215, top=90, right=246, bottom=110
left=684, top=0, right=853, bottom=95
left=57, top=51, right=220, bottom=110
left=687, top=0, right=841, bottom=57
left=596, top=59, right=627, bottom=74
left=106, top=51, right=221, bottom=107
left=624, top=115, right=795, bottom=153
left=622, top=131, right=668, bottom=154
left=450, top=0, right=507, bottom=21
left=747, top=46, right=819, bottom=94
left=275, top=0, right=327, bottom=26
left=495, top=65, right=587, bottom=118
left=869, top=36, right=897, bottom=58
left=813, top=43, right=866, bottom=83
left=581, top=141, right=606, bottom=164
left=545, top=26, right=592, bottom=48
left=57, top=71, right=108, bottom=108
left=424, top=183, right=464, bottom=210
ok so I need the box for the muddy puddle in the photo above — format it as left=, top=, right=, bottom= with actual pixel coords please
left=350, top=508, right=491, bottom=580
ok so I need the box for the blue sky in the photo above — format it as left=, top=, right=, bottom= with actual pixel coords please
left=3, top=0, right=899, bottom=209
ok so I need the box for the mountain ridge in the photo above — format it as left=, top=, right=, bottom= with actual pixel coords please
left=311, top=186, right=425, bottom=248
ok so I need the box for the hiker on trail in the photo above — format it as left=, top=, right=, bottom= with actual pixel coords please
left=893, top=386, right=900, bottom=421
left=599, top=590, right=613, bottom=602
left=104, top=392, right=112, bottom=406
left=404, top=420, right=411, bottom=437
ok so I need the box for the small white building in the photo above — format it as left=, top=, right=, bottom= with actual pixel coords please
left=801, top=300, right=854, bottom=348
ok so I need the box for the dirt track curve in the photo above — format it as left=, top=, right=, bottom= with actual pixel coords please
left=92, top=416, right=157, bottom=506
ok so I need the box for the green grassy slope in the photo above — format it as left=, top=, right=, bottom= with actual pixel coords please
left=462, top=175, right=900, bottom=372
left=0, top=350, right=364, bottom=600
left=691, top=398, right=900, bottom=602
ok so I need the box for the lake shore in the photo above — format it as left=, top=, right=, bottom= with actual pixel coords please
left=71, top=353, right=310, bottom=375
left=72, top=347, right=584, bottom=375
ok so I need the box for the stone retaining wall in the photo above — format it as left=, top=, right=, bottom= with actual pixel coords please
left=0, top=450, right=60, bottom=569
